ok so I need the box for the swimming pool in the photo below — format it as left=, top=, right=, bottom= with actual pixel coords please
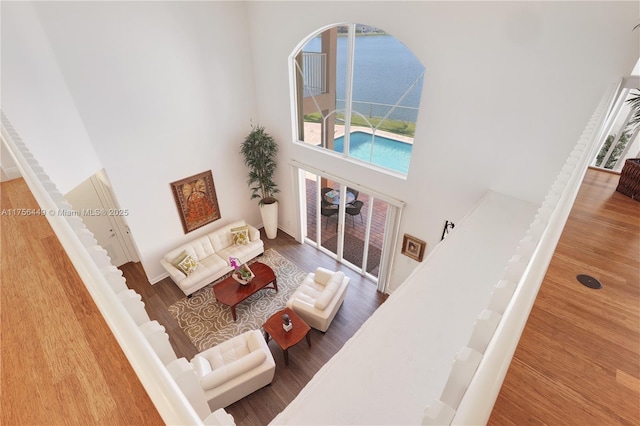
left=333, top=131, right=412, bottom=174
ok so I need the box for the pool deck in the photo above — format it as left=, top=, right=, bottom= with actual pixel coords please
left=303, top=122, right=414, bottom=146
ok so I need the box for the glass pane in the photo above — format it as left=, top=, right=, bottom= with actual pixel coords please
left=339, top=190, right=387, bottom=276
left=342, top=188, right=367, bottom=268
left=304, top=171, right=319, bottom=242
left=335, top=25, right=348, bottom=115
left=301, top=37, right=322, bottom=97
left=328, top=110, right=345, bottom=154
left=296, top=37, right=322, bottom=147
left=304, top=173, right=343, bottom=253
left=595, top=90, right=640, bottom=171
left=349, top=24, right=424, bottom=173
left=295, top=24, right=424, bottom=176
left=366, top=197, right=387, bottom=278
left=319, top=178, right=340, bottom=253
left=326, top=27, right=347, bottom=153
left=297, top=28, right=345, bottom=154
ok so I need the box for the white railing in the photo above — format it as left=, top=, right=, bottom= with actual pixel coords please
left=451, top=82, right=618, bottom=424
left=302, top=52, right=326, bottom=96
left=335, top=99, right=420, bottom=123
left=0, top=112, right=204, bottom=425
left=421, top=81, right=619, bottom=425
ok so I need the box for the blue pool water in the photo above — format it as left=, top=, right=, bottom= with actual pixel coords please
left=333, top=131, right=412, bottom=174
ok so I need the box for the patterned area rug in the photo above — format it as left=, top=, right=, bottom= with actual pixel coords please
left=168, top=248, right=308, bottom=352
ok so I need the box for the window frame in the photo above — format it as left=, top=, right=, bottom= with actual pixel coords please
left=289, top=23, right=424, bottom=178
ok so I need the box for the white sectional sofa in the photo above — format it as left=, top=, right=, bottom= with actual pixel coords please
left=161, top=220, right=264, bottom=296
left=286, top=267, right=350, bottom=332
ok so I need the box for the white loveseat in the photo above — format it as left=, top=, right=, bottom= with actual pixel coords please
left=286, top=267, right=350, bottom=332
left=160, top=220, right=264, bottom=296
left=190, top=329, right=276, bottom=410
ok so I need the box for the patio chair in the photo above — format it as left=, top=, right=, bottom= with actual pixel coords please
left=321, top=204, right=339, bottom=229
left=346, top=200, right=364, bottom=226
left=347, top=187, right=359, bottom=200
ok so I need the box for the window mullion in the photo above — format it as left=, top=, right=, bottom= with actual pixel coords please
left=343, top=23, right=356, bottom=158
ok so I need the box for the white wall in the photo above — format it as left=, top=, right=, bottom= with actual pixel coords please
left=2, top=1, right=637, bottom=290
left=1, top=2, right=102, bottom=193
left=246, top=1, right=639, bottom=291
left=3, top=1, right=260, bottom=282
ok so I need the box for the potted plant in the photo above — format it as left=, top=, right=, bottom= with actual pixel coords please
left=241, top=124, right=280, bottom=239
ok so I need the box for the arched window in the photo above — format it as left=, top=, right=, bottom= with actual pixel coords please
left=291, top=23, right=425, bottom=176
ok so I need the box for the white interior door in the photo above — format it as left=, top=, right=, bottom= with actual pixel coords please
left=65, top=171, right=138, bottom=267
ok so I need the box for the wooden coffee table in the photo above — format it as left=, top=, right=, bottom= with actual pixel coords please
left=213, top=262, right=277, bottom=321
left=263, top=307, right=311, bottom=366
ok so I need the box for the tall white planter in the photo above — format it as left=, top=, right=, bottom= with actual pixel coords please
left=260, top=201, right=278, bottom=239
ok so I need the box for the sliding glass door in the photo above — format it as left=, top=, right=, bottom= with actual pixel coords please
left=300, top=167, right=398, bottom=288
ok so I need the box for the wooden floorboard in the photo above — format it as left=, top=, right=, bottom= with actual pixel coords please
left=0, top=178, right=163, bottom=425
left=3, top=167, right=636, bottom=425
left=489, top=169, right=640, bottom=425
left=121, top=228, right=388, bottom=425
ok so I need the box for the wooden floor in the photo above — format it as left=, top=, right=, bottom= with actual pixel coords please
left=489, top=169, right=640, bottom=425
left=0, top=179, right=163, bottom=425
left=2, top=167, right=637, bottom=425
left=122, top=230, right=388, bottom=425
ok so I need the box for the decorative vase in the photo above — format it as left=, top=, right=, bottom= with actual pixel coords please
left=260, top=201, right=279, bottom=239
left=231, top=265, right=254, bottom=285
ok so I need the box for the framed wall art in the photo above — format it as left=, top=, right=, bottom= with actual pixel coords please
left=401, top=233, right=426, bottom=262
left=170, top=170, right=221, bottom=234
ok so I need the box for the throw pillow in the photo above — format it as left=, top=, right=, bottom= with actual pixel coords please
left=177, top=254, right=198, bottom=275
left=171, top=251, right=189, bottom=269
left=231, top=225, right=250, bottom=246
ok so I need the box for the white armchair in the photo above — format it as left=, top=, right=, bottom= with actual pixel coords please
left=190, top=330, right=275, bottom=410
left=286, top=267, right=350, bottom=332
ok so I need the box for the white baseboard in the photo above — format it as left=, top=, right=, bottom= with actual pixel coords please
left=149, top=271, right=169, bottom=285
left=276, top=224, right=297, bottom=240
